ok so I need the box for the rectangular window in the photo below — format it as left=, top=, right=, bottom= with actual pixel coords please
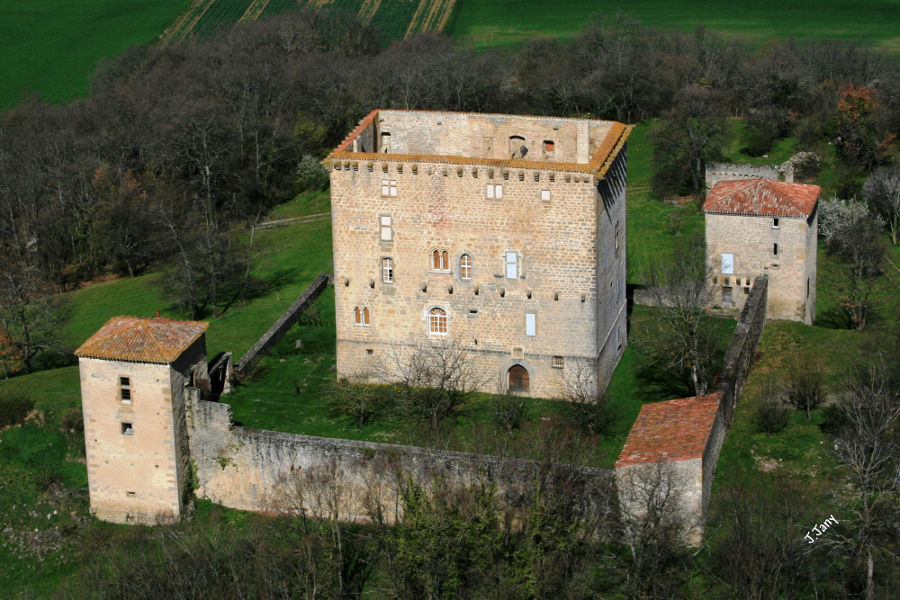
left=721, top=253, right=734, bottom=274
left=381, top=179, right=397, bottom=197
left=121, top=422, right=133, bottom=436
left=365, top=348, right=374, bottom=356
left=382, top=257, right=394, bottom=283
left=119, top=376, right=132, bottom=403
left=540, top=189, right=551, bottom=202
left=552, top=356, right=564, bottom=369
left=486, top=183, right=503, bottom=199
left=773, top=218, right=779, bottom=228
left=525, top=313, right=537, bottom=337
left=505, top=252, right=518, bottom=279
left=379, top=215, right=393, bottom=241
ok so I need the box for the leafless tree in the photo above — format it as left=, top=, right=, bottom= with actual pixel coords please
left=0, top=264, right=64, bottom=374
left=385, top=339, right=486, bottom=431
left=642, top=240, right=722, bottom=395
left=863, top=166, right=900, bottom=245
left=560, top=359, right=615, bottom=435
left=827, top=209, right=886, bottom=330
left=826, top=357, right=899, bottom=600
left=785, top=353, right=826, bottom=421
left=617, top=461, right=690, bottom=599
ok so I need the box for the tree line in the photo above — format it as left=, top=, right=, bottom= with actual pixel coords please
left=1, top=7, right=899, bottom=371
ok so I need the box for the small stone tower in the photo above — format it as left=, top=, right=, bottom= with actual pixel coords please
left=703, top=179, right=820, bottom=324
left=75, top=316, right=209, bottom=524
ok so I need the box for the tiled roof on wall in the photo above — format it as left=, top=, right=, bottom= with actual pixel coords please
left=75, top=316, right=208, bottom=364
left=615, top=393, right=722, bottom=467
left=703, top=179, right=820, bottom=218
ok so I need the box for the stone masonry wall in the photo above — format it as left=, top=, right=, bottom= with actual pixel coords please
left=375, top=111, right=615, bottom=164
left=705, top=163, right=782, bottom=194
left=186, top=392, right=616, bottom=526
left=235, top=274, right=329, bottom=376
left=706, top=212, right=813, bottom=323
left=330, top=146, right=626, bottom=398
left=80, top=338, right=207, bottom=524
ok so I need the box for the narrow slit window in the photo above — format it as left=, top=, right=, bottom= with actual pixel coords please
left=119, top=376, right=132, bottom=403
left=773, top=243, right=778, bottom=256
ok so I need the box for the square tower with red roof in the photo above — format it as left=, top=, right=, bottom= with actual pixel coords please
left=703, top=179, right=821, bottom=324
left=75, top=317, right=209, bottom=523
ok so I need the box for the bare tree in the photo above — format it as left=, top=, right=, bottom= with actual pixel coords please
left=642, top=240, right=722, bottom=395
left=863, top=165, right=900, bottom=245
left=0, top=264, right=64, bottom=374
left=386, top=339, right=485, bottom=431
left=826, top=358, right=899, bottom=600
left=827, top=210, right=886, bottom=330
left=616, top=461, right=690, bottom=599
left=560, top=359, right=616, bottom=435
left=785, top=353, right=826, bottom=421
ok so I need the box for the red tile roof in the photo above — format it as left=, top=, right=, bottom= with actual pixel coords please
left=615, top=393, right=722, bottom=467
left=703, top=179, right=820, bottom=218
left=75, top=316, right=208, bottom=364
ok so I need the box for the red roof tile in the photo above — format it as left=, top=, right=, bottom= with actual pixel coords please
left=703, top=179, right=820, bottom=218
left=615, top=393, right=722, bottom=467
left=75, top=316, right=208, bottom=364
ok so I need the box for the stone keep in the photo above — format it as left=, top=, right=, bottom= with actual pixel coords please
left=75, top=317, right=209, bottom=524
left=703, top=179, right=820, bottom=325
left=326, top=110, right=632, bottom=398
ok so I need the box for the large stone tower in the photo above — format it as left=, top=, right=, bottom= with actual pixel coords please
left=75, top=317, right=209, bottom=524
left=326, top=109, right=632, bottom=399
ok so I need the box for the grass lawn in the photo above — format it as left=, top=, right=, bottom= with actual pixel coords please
left=450, top=0, right=900, bottom=51
left=0, top=0, right=187, bottom=109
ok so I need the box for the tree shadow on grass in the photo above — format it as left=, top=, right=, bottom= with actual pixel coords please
left=814, top=305, right=852, bottom=330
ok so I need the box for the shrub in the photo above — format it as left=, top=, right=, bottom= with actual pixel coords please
left=0, top=393, right=34, bottom=428
left=326, top=378, right=390, bottom=428
left=756, top=399, right=790, bottom=436
left=295, top=154, right=329, bottom=192
left=785, top=358, right=825, bottom=420
left=61, top=407, right=84, bottom=433
left=493, top=394, right=527, bottom=434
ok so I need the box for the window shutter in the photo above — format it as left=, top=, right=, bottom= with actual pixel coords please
left=505, top=252, right=518, bottom=279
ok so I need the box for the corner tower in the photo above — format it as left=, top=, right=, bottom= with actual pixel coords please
left=703, top=179, right=820, bottom=324
left=75, top=316, right=209, bottom=524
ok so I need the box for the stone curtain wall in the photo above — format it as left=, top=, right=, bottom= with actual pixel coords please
left=705, top=162, right=782, bottom=194
left=185, top=392, right=616, bottom=528
left=234, top=273, right=329, bottom=376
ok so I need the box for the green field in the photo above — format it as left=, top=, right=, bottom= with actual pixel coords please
left=0, top=0, right=187, bottom=109
left=451, top=0, right=900, bottom=50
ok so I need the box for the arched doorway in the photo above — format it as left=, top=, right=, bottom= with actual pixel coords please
left=507, top=365, right=529, bottom=392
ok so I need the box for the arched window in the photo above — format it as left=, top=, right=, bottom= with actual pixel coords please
left=432, top=249, right=448, bottom=270
left=460, top=254, right=472, bottom=280
left=354, top=307, right=370, bottom=326
left=429, top=307, right=447, bottom=334
left=508, top=365, right=529, bottom=392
